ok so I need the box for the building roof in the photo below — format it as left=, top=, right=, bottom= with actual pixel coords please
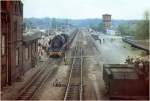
left=23, top=30, right=42, bottom=42
left=102, top=14, right=111, bottom=16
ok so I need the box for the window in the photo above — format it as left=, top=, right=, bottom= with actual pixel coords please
left=1, top=1, right=7, bottom=10
left=16, top=48, right=19, bottom=66
left=2, top=35, right=5, bottom=55
left=25, top=47, right=29, bottom=60
left=1, top=13, right=7, bottom=29
left=14, top=21, right=17, bottom=33
left=15, top=2, right=17, bottom=12
left=14, top=21, right=18, bottom=40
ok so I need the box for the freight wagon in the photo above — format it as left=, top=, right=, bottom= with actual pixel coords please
left=103, top=64, right=149, bottom=100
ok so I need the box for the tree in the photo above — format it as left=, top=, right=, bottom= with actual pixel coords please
left=89, top=22, right=104, bottom=31
left=51, top=18, right=57, bottom=29
left=134, top=10, right=149, bottom=39
left=117, top=23, right=130, bottom=35
left=98, top=22, right=104, bottom=31
left=117, top=10, right=149, bottom=38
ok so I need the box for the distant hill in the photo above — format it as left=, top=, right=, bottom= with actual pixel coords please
left=23, top=17, right=139, bottom=30
left=24, top=17, right=52, bottom=29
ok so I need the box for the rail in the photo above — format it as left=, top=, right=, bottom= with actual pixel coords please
left=64, top=45, right=84, bottom=100
left=16, top=61, right=52, bottom=100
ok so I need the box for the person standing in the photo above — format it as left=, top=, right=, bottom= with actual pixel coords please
left=138, top=61, right=145, bottom=79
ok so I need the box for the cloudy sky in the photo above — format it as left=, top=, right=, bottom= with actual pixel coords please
left=23, top=0, right=150, bottom=19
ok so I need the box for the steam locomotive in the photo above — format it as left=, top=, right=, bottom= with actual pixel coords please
left=48, top=34, right=69, bottom=57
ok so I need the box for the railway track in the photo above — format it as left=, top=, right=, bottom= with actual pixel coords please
left=16, top=59, right=60, bottom=100
left=64, top=45, right=84, bottom=100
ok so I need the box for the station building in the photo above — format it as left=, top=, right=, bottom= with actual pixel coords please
left=1, top=1, right=41, bottom=89
left=1, top=0, right=23, bottom=87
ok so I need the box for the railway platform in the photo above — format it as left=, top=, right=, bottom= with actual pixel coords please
left=122, top=37, right=149, bottom=52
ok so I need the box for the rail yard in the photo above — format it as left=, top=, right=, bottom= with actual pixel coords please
left=1, top=0, right=149, bottom=100
left=6, top=29, right=147, bottom=100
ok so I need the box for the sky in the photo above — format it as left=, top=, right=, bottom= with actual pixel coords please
left=23, top=0, right=150, bottom=20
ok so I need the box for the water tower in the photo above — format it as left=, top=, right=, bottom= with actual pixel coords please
left=102, top=14, right=111, bottom=33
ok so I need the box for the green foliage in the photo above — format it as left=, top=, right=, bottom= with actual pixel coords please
left=90, top=22, right=104, bottom=31
left=117, top=23, right=135, bottom=36
left=23, top=21, right=35, bottom=31
left=135, top=20, right=149, bottom=39
left=117, top=10, right=149, bottom=39
left=117, top=24, right=127, bottom=35
left=51, top=18, right=57, bottom=29
left=98, top=23, right=104, bottom=31
left=134, top=10, right=149, bottom=39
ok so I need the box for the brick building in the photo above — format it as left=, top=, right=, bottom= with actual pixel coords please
left=1, top=0, right=23, bottom=87
left=102, top=14, right=111, bottom=33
